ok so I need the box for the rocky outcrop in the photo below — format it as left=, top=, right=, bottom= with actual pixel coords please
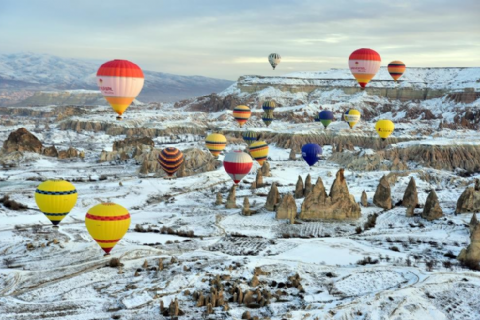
left=289, top=149, right=296, bottom=160
left=403, top=177, right=418, bottom=209
left=455, top=180, right=480, bottom=214
left=304, top=174, right=312, bottom=197
left=255, top=170, right=264, bottom=188
left=215, top=192, right=223, bottom=205
left=276, top=194, right=296, bottom=224
left=260, top=161, right=271, bottom=177
left=225, top=185, right=237, bottom=209
left=299, top=170, right=361, bottom=220
left=265, top=183, right=281, bottom=211
left=2, top=128, right=42, bottom=153
left=294, top=176, right=304, bottom=199
left=58, top=147, right=78, bottom=159
left=43, top=145, right=58, bottom=157
left=421, top=190, right=443, bottom=221
left=458, top=213, right=480, bottom=264
left=113, top=137, right=154, bottom=152
left=242, top=197, right=251, bottom=216
left=361, top=191, right=368, bottom=207
left=373, top=176, right=392, bottom=210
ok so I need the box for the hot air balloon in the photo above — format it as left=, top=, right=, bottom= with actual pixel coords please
left=233, top=105, right=251, bottom=127
left=387, top=61, right=406, bottom=82
left=205, top=133, right=227, bottom=157
left=375, top=119, right=395, bottom=141
left=157, top=147, right=184, bottom=177
left=35, top=180, right=77, bottom=227
left=249, top=141, right=269, bottom=166
left=301, top=144, right=323, bottom=167
left=344, top=109, right=361, bottom=129
left=348, top=48, right=381, bottom=89
left=242, top=131, right=258, bottom=146
left=97, top=60, right=144, bottom=120
left=85, top=202, right=130, bottom=255
left=318, top=110, right=334, bottom=129
left=262, top=111, right=274, bottom=127
left=314, top=113, right=321, bottom=122
left=262, top=100, right=276, bottom=111
left=268, top=53, right=281, bottom=70
left=224, top=150, right=253, bottom=184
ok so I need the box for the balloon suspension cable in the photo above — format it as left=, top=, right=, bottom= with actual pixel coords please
left=103, top=253, right=111, bottom=257
left=52, top=225, right=59, bottom=229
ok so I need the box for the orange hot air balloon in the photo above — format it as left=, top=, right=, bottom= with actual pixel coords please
left=348, top=48, right=381, bottom=89
left=387, top=61, right=406, bottom=81
left=97, top=60, right=144, bottom=120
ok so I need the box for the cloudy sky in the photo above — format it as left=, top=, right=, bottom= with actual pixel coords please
left=0, top=0, right=479, bottom=80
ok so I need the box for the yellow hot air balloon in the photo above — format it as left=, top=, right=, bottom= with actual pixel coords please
left=344, top=109, right=361, bottom=129
left=387, top=61, right=406, bottom=82
left=35, top=180, right=77, bottom=227
left=233, top=105, right=251, bottom=127
left=205, top=133, right=227, bottom=157
left=375, top=119, right=395, bottom=140
left=249, top=141, right=269, bottom=166
left=85, top=202, right=131, bottom=255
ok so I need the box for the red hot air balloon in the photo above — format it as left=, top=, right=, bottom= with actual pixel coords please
left=348, top=48, right=381, bottom=89
left=223, top=150, right=253, bottom=184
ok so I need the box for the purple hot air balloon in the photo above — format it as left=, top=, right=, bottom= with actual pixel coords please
left=301, top=143, right=323, bottom=167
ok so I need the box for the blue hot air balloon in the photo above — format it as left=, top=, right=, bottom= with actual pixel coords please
left=301, top=143, right=323, bottom=167
left=318, top=110, right=334, bottom=129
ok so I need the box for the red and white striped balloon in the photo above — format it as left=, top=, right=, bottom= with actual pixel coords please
left=223, top=150, right=253, bottom=184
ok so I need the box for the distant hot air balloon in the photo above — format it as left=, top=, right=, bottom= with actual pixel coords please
left=249, top=141, right=269, bottom=166
left=344, top=109, right=361, bottom=129
left=301, top=143, right=323, bottom=167
left=233, top=105, right=251, bottom=127
left=268, top=53, right=281, bottom=70
left=348, top=48, right=381, bottom=89
left=157, top=147, right=184, bottom=177
left=262, top=100, right=276, bottom=111
left=242, top=131, right=258, bottom=146
left=35, top=180, right=77, bottom=227
left=318, top=110, right=334, bottom=129
left=387, top=61, right=406, bottom=82
left=314, top=113, right=321, bottom=122
left=85, top=202, right=130, bottom=255
left=375, top=119, right=395, bottom=141
left=205, top=133, right=227, bottom=157
left=262, top=111, right=274, bottom=127
left=97, top=60, right=144, bottom=120
left=224, top=150, right=253, bottom=184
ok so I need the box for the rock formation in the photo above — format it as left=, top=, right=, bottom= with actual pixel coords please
left=225, top=185, right=237, bottom=209
left=260, top=161, right=271, bottom=177
left=455, top=179, right=480, bottom=214
left=276, top=194, right=296, bottom=224
left=215, top=192, right=223, bottom=205
left=373, top=175, right=392, bottom=210
left=299, top=169, right=361, bottom=220
left=58, top=147, right=79, bottom=159
left=403, top=177, right=418, bottom=209
left=42, top=145, right=58, bottom=157
left=421, top=190, right=443, bottom=221
left=242, top=197, right=251, bottom=216
left=304, top=174, right=312, bottom=197
left=289, top=148, right=296, bottom=160
left=2, top=128, right=42, bottom=153
left=255, top=170, right=264, bottom=188
left=265, top=182, right=281, bottom=211
left=361, top=191, right=368, bottom=207
left=113, top=136, right=154, bottom=152
left=458, top=213, right=480, bottom=265
left=294, top=176, right=304, bottom=199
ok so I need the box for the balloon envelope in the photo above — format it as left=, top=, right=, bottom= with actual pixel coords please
left=388, top=61, right=406, bottom=81
left=348, top=48, right=381, bottom=88
left=85, top=202, right=130, bottom=254
left=157, top=147, right=184, bottom=176
left=233, top=105, right=251, bottom=127
left=344, top=109, right=361, bottom=129
left=224, top=150, right=253, bottom=184
left=35, top=180, right=77, bottom=226
left=268, top=53, right=281, bottom=70
left=242, top=131, right=258, bottom=146
left=97, top=60, right=144, bottom=119
left=249, top=141, right=269, bottom=166
left=262, top=111, right=274, bottom=127
left=205, top=133, right=227, bottom=157
left=319, top=110, right=334, bottom=129
left=262, top=100, right=276, bottom=111
left=301, top=144, right=323, bottom=167
left=375, top=119, right=395, bottom=140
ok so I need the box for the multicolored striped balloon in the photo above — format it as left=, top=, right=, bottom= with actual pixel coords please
left=233, top=105, right=251, bottom=127
left=318, top=110, right=334, bottom=129
left=224, top=150, right=253, bottom=184
left=157, top=147, right=184, bottom=176
left=249, top=141, right=269, bottom=166
left=348, top=48, right=381, bottom=89
left=97, top=60, right=144, bottom=120
left=35, top=180, right=77, bottom=227
left=262, top=111, right=274, bottom=127
left=344, top=109, right=361, bottom=129
left=387, top=61, right=406, bottom=82
left=85, top=202, right=130, bottom=255
left=262, top=100, right=276, bottom=111
left=242, top=131, right=258, bottom=146
left=205, top=133, right=227, bottom=157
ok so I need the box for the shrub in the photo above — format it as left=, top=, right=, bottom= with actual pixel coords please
left=363, top=213, right=378, bottom=231
left=109, top=257, right=121, bottom=268
left=357, top=256, right=379, bottom=266
left=389, top=246, right=400, bottom=252
left=0, top=195, right=27, bottom=210
left=443, top=250, right=456, bottom=259
left=355, top=226, right=362, bottom=234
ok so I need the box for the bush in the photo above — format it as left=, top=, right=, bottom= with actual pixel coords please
left=109, top=257, right=122, bottom=268
left=425, top=259, right=437, bottom=272
left=355, top=226, right=362, bottom=234
left=389, top=246, right=400, bottom=252
left=363, top=213, right=378, bottom=231
left=0, top=195, right=27, bottom=210
left=443, top=250, right=456, bottom=259
left=442, top=260, right=453, bottom=270
left=357, top=256, right=379, bottom=266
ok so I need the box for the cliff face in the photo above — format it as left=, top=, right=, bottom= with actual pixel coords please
left=15, top=91, right=106, bottom=107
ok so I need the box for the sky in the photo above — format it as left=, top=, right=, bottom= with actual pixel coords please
left=0, top=0, right=479, bottom=80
